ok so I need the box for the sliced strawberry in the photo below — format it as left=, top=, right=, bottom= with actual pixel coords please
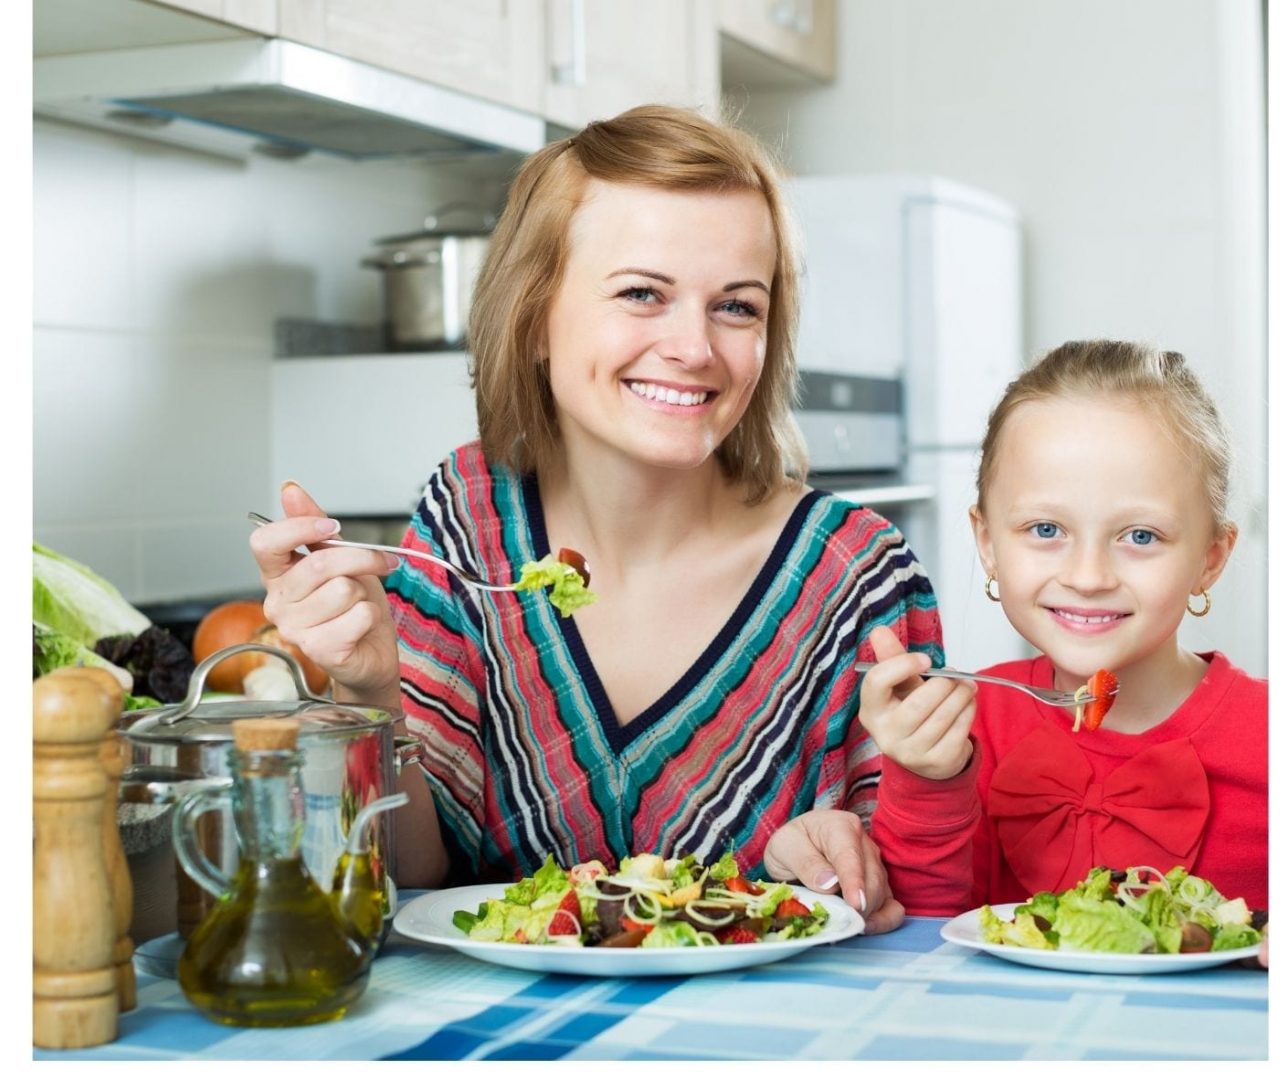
left=716, top=926, right=759, bottom=945
left=773, top=897, right=812, bottom=919
left=546, top=909, right=580, bottom=937
left=723, top=875, right=765, bottom=896
left=556, top=888, right=581, bottom=920
left=557, top=547, right=591, bottom=587
left=1082, top=669, right=1119, bottom=731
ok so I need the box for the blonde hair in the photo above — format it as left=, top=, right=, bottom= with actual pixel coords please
left=976, top=339, right=1234, bottom=530
left=468, top=104, right=807, bottom=504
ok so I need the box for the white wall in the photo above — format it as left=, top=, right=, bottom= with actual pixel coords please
left=737, top=0, right=1267, bottom=675
left=32, top=118, right=508, bottom=603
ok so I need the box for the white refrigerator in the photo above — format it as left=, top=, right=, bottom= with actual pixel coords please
left=788, top=174, right=1028, bottom=671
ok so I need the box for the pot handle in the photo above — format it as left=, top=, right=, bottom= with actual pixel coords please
left=423, top=201, right=497, bottom=231
left=153, top=642, right=331, bottom=726
left=173, top=785, right=234, bottom=900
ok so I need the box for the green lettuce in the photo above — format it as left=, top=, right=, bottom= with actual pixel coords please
left=503, top=854, right=570, bottom=905
left=514, top=554, right=599, bottom=617
left=1212, top=923, right=1261, bottom=951
left=640, top=921, right=705, bottom=948
left=32, top=542, right=149, bottom=647
left=1137, top=886, right=1183, bottom=954
left=33, top=621, right=133, bottom=691
left=1052, top=894, right=1157, bottom=953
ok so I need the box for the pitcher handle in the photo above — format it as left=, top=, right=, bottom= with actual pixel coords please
left=172, top=785, right=234, bottom=899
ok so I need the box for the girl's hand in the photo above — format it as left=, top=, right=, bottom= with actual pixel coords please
left=763, top=809, right=906, bottom=935
left=859, top=625, right=976, bottom=781
left=249, top=482, right=401, bottom=704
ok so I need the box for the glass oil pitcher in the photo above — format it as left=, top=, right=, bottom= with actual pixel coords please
left=172, top=717, right=407, bottom=1027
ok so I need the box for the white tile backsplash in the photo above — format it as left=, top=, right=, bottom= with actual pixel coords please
left=33, top=329, right=146, bottom=525
left=33, top=117, right=503, bottom=603
left=35, top=524, right=142, bottom=601
left=32, top=124, right=135, bottom=331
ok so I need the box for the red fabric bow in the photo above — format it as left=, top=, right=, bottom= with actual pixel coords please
left=988, top=725, right=1210, bottom=896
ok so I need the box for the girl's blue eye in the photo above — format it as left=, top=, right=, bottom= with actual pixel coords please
left=1031, top=522, right=1060, bottom=540
left=718, top=298, right=761, bottom=318
left=620, top=286, right=658, bottom=303
left=1126, top=528, right=1158, bottom=546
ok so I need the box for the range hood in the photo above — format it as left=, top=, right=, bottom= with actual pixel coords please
left=33, top=38, right=547, bottom=161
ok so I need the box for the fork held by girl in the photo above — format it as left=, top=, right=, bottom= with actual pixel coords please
left=785, top=340, right=1268, bottom=918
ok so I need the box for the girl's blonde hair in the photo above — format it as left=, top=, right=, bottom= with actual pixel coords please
left=976, top=339, right=1234, bottom=530
left=468, top=104, right=807, bottom=504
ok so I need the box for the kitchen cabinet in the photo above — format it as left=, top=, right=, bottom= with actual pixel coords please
left=150, top=0, right=277, bottom=36
left=542, top=0, right=720, bottom=130
left=152, top=0, right=722, bottom=130
left=275, top=0, right=545, bottom=115
left=719, top=0, right=836, bottom=87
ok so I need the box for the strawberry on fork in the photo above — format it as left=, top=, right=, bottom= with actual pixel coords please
left=1072, top=669, right=1119, bottom=732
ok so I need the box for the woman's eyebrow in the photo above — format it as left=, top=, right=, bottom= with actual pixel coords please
left=608, top=267, right=770, bottom=293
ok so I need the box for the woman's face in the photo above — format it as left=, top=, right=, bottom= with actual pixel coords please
left=542, top=179, right=777, bottom=475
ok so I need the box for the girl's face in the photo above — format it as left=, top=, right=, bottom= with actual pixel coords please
left=971, top=394, right=1235, bottom=686
left=542, top=179, right=776, bottom=475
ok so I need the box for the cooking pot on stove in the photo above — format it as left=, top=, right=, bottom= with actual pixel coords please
left=362, top=202, right=496, bottom=351
left=117, top=642, right=415, bottom=974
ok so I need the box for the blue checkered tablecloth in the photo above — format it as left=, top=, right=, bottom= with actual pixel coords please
left=34, top=898, right=1267, bottom=1061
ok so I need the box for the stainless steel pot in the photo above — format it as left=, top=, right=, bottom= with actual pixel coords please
left=362, top=202, right=495, bottom=351
left=117, top=643, right=409, bottom=974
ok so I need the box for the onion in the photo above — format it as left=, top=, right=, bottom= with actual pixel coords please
left=192, top=599, right=329, bottom=694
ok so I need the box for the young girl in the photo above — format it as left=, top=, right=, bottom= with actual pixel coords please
left=782, top=339, right=1268, bottom=916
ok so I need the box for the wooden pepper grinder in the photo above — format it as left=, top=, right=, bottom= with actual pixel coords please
left=50, top=666, right=136, bottom=1012
left=32, top=670, right=121, bottom=1049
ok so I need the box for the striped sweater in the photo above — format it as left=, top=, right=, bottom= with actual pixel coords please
left=387, top=442, right=944, bottom=885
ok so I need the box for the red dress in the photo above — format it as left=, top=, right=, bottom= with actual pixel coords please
left=873, top=651, right=1268, bottom=914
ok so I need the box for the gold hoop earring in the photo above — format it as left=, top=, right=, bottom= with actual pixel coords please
left=985, top=575, right=1001, bottom=602
left=1187, top=590, right=1212, bottom=617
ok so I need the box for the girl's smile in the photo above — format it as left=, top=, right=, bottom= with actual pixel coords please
left=1045, top=605, right=1130, bottom=635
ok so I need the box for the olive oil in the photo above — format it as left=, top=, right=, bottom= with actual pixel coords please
left=178, top=855, right=370, bottom=1027
left=175, top=719, right=373, bottom=1027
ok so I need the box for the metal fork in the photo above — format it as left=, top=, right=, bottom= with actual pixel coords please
left=853, top=662, right=1116, bottom=708
left=248, top=511, right=522, bottom=593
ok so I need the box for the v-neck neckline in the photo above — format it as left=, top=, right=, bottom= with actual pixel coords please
left=520, top=473, right=823, bottom=755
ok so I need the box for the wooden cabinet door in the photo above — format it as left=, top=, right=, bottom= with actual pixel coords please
left=719, top=0, right=836, bottom=86
left=543, top=0, right=720, bottom=131
left=276, top=0, right=544, bottom=113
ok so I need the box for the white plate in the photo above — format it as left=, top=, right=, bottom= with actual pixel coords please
left=393, top=884, right=864, bottom=977
left=941, top=903, right=1262, bottom=975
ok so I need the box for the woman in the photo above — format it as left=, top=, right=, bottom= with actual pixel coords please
left=250, top=105, right=946, bottom=933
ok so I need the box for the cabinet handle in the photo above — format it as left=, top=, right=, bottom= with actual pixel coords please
left=771, top=0, right=813, bottom=36
left=551, top=0, right=587, bottom=87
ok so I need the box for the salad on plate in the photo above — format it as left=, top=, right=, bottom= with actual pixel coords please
left=452, top=852, right=830, bottom=948
left=980, top=865, right=1266, bottom=955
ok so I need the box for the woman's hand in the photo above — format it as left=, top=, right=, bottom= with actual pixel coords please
left=249, top=482, right=401, bottom=705
left=859, top=625, right=976, bottom=781
left=763, top=809, right=906, bottom=934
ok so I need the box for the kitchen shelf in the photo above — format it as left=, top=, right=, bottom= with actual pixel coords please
left=818, top=483, right=936, bottom=506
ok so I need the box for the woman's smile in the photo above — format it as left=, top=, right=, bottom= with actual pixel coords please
left=625, top=379, right=716, bottom=410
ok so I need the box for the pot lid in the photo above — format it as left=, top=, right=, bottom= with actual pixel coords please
left=117, top=640, right=398, bottom=744
left=121, top=696, right=395, bottom=746
left=372, top=201, right=496, bottom=247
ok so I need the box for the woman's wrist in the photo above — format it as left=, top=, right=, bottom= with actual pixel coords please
left=333, top=676, right=402, bottom=711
